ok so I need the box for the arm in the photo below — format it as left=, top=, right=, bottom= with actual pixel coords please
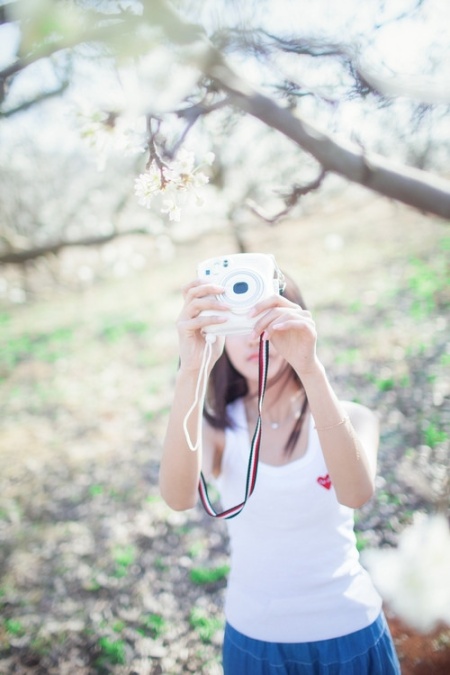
left=160, top=367, right=207, bottom=511
left=299, top=364, right=378, bottom=508
left=250, top=299, right=378, bottom=509
left=159, top=280, right=227, bottom=511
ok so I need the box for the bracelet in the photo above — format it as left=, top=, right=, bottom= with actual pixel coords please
left=314, top=416, right=349, bottom=431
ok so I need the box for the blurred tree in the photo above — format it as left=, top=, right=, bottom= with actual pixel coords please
left=1, top=0, right=450, bottom=265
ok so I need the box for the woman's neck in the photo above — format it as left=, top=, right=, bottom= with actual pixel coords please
left=245, top=367, right=303, bottom=424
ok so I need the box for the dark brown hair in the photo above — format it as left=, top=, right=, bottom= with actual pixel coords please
left=204, top=273, right=309, bottom=455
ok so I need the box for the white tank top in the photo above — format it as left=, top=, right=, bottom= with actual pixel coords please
left=215, top=398, right=382, bottom=642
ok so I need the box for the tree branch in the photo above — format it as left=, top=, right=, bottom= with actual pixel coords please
left=142, top=0, right=450, bottom=219
left=0, top=1, right=15, bottom=26
left=169, top=97, right=230, bottom=157
left=0, top=80, right=70, bottom=118
left=205, top=58, right=450, bottom=219
left=0, top=13, right=140, bottom=103
left=0, top=228, right=152, bottom=265
left=3, top=0, right=450, bottom=221
left=246, top=169, right=327, bottom=224
left=354, top=64, right=450, bottom=105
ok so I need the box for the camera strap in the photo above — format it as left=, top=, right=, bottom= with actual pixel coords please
left=182, top=333, right=216, bottom=453
left=198, top=335, right=269, bottom=519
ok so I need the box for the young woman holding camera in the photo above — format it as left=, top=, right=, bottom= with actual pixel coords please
left=159, top=261, right=400, bottom=674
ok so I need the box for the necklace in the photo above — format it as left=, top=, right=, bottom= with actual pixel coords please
left=266, top=389, right=304, bottom=430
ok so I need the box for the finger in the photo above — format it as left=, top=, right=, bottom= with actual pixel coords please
left=250, top=307, right=298, bottom=335
left=249, top=295, right=298, bottom=316
left=179, top=314, right=228, bottom=334
left=182, top=279, right=225, bottom=299
left=180, top=297, right=230, bottom=322
left=271, top=312, right=315, bottom=332
left=267, top=318, right=309, bottom=337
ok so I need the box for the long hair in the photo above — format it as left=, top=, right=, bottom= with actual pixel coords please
left=204, top=273, right=309, bottom=455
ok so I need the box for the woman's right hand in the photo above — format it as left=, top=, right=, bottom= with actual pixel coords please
left=176, top=279, right=228, bottom=372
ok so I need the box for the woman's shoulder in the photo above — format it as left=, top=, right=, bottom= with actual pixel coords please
left=341, top=400, right=379, bottom=435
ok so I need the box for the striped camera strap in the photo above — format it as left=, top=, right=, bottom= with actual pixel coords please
left=198, top=335, right=269, bottom=519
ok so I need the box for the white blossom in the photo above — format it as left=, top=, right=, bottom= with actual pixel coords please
left=134, top=167, right=164, bottom=209
left=171, top=148, right=196, bottom=175
left=73, top=102, right=146, bottom=169
left=204, top=151, right=215, bottom=166
left=134, top=149, right=213, bottom=221
left=362, top=513, right=450, bottom=633
left=161, top=199, right=182, bottom=222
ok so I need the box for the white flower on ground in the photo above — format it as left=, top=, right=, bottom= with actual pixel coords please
left=362, top=512, right=450, bottom=633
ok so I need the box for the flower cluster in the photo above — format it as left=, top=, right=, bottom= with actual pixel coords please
left=362, top=512, right=450, bottom=633
left=74, top=103, right=146, bottom=170
left=134, top=150, right=214, bottom=222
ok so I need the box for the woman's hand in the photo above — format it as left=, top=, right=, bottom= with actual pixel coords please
left=177, top=279, right=228, bottom=372
left=249, top=295, right=319, bottom=377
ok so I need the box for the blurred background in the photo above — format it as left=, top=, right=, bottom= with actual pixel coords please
left=0, top=1, right=449, bottom=673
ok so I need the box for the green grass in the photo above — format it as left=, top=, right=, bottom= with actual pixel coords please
left=88, top=484, right=104, bottom=497
left=0, top=326, right=75, bottom=372
left=189, top=608, right=223, bottom=644
left=4, top=618, right=25, bottom=636
left=0, top=200, right=448, bottom=673
left=441, top=353, right=450, bottom=367
left=355, top=532, right=370, bottom=552
left=112, top=545, right=136, bottom=578
left=190, top=564, right=230, bottom=585
left=99, top=317, right=149, bottom=343
left=377, top=490, right=403, bottom=507
left=140, top=613, right=166, bottom=639
left=407, top=250, right=450, bottom=318
left=96, top=637, right=126, bottom=666
left=423, top=422, right=448, bottom=448
left=334, top=348, right=360, bottom=365
left=188, top=540, right=206, bottom=559
left=30, top=635, right=52, bottom=656
left=366, top=372, right=411, bottom=392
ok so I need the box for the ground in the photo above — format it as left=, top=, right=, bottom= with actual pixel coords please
left=0, top=186, right=449, bottom=673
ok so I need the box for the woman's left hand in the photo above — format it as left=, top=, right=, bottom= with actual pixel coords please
left=249, top=295, right=319, bottom=376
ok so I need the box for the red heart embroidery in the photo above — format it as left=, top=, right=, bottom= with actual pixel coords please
left=317, top=474, right=332, bottom=490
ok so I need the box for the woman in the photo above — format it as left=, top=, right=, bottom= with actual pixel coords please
left=159, top=269, right=400, bottom=674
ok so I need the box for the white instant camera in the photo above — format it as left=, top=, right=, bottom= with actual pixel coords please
left=197, top=253, right=285, bottom=336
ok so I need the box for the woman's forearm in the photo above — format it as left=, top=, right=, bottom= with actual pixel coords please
left=299, top=360, right=377, bottom=509
left=159, top=369, right=204, bottom=511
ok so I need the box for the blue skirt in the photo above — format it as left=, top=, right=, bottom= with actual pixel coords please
left=222, top=612, right=401, bottom=674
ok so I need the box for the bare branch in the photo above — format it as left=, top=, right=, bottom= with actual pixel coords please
left=0, top=228, right=152, bottom=265
left=169, top=97, right=230, bottom=157
left=354, top=63, right=450, bottom=105
left=140, top=2, right=450, bottom=218
left=2, top=0, right=449, bottom=222
left=0, top=80, right=70, bottom=118
left=373, top=0, right=427, bottom=31
left=0, top=1, right=15, bottom=26
left=246, top=169, right=327, bottom=224
left=0, top=12, right=140, bottom=102
left=205, top=57, right=450, bottom=219
left=261, top=32, right=348, bottom=59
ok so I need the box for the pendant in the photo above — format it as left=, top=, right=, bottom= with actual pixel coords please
left=270, top=421, right=280, bottom=430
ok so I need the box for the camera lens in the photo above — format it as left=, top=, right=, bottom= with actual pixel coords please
left=220, top=269, right=264, bottom=311
left=233, top=281, right=249, bottom=295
